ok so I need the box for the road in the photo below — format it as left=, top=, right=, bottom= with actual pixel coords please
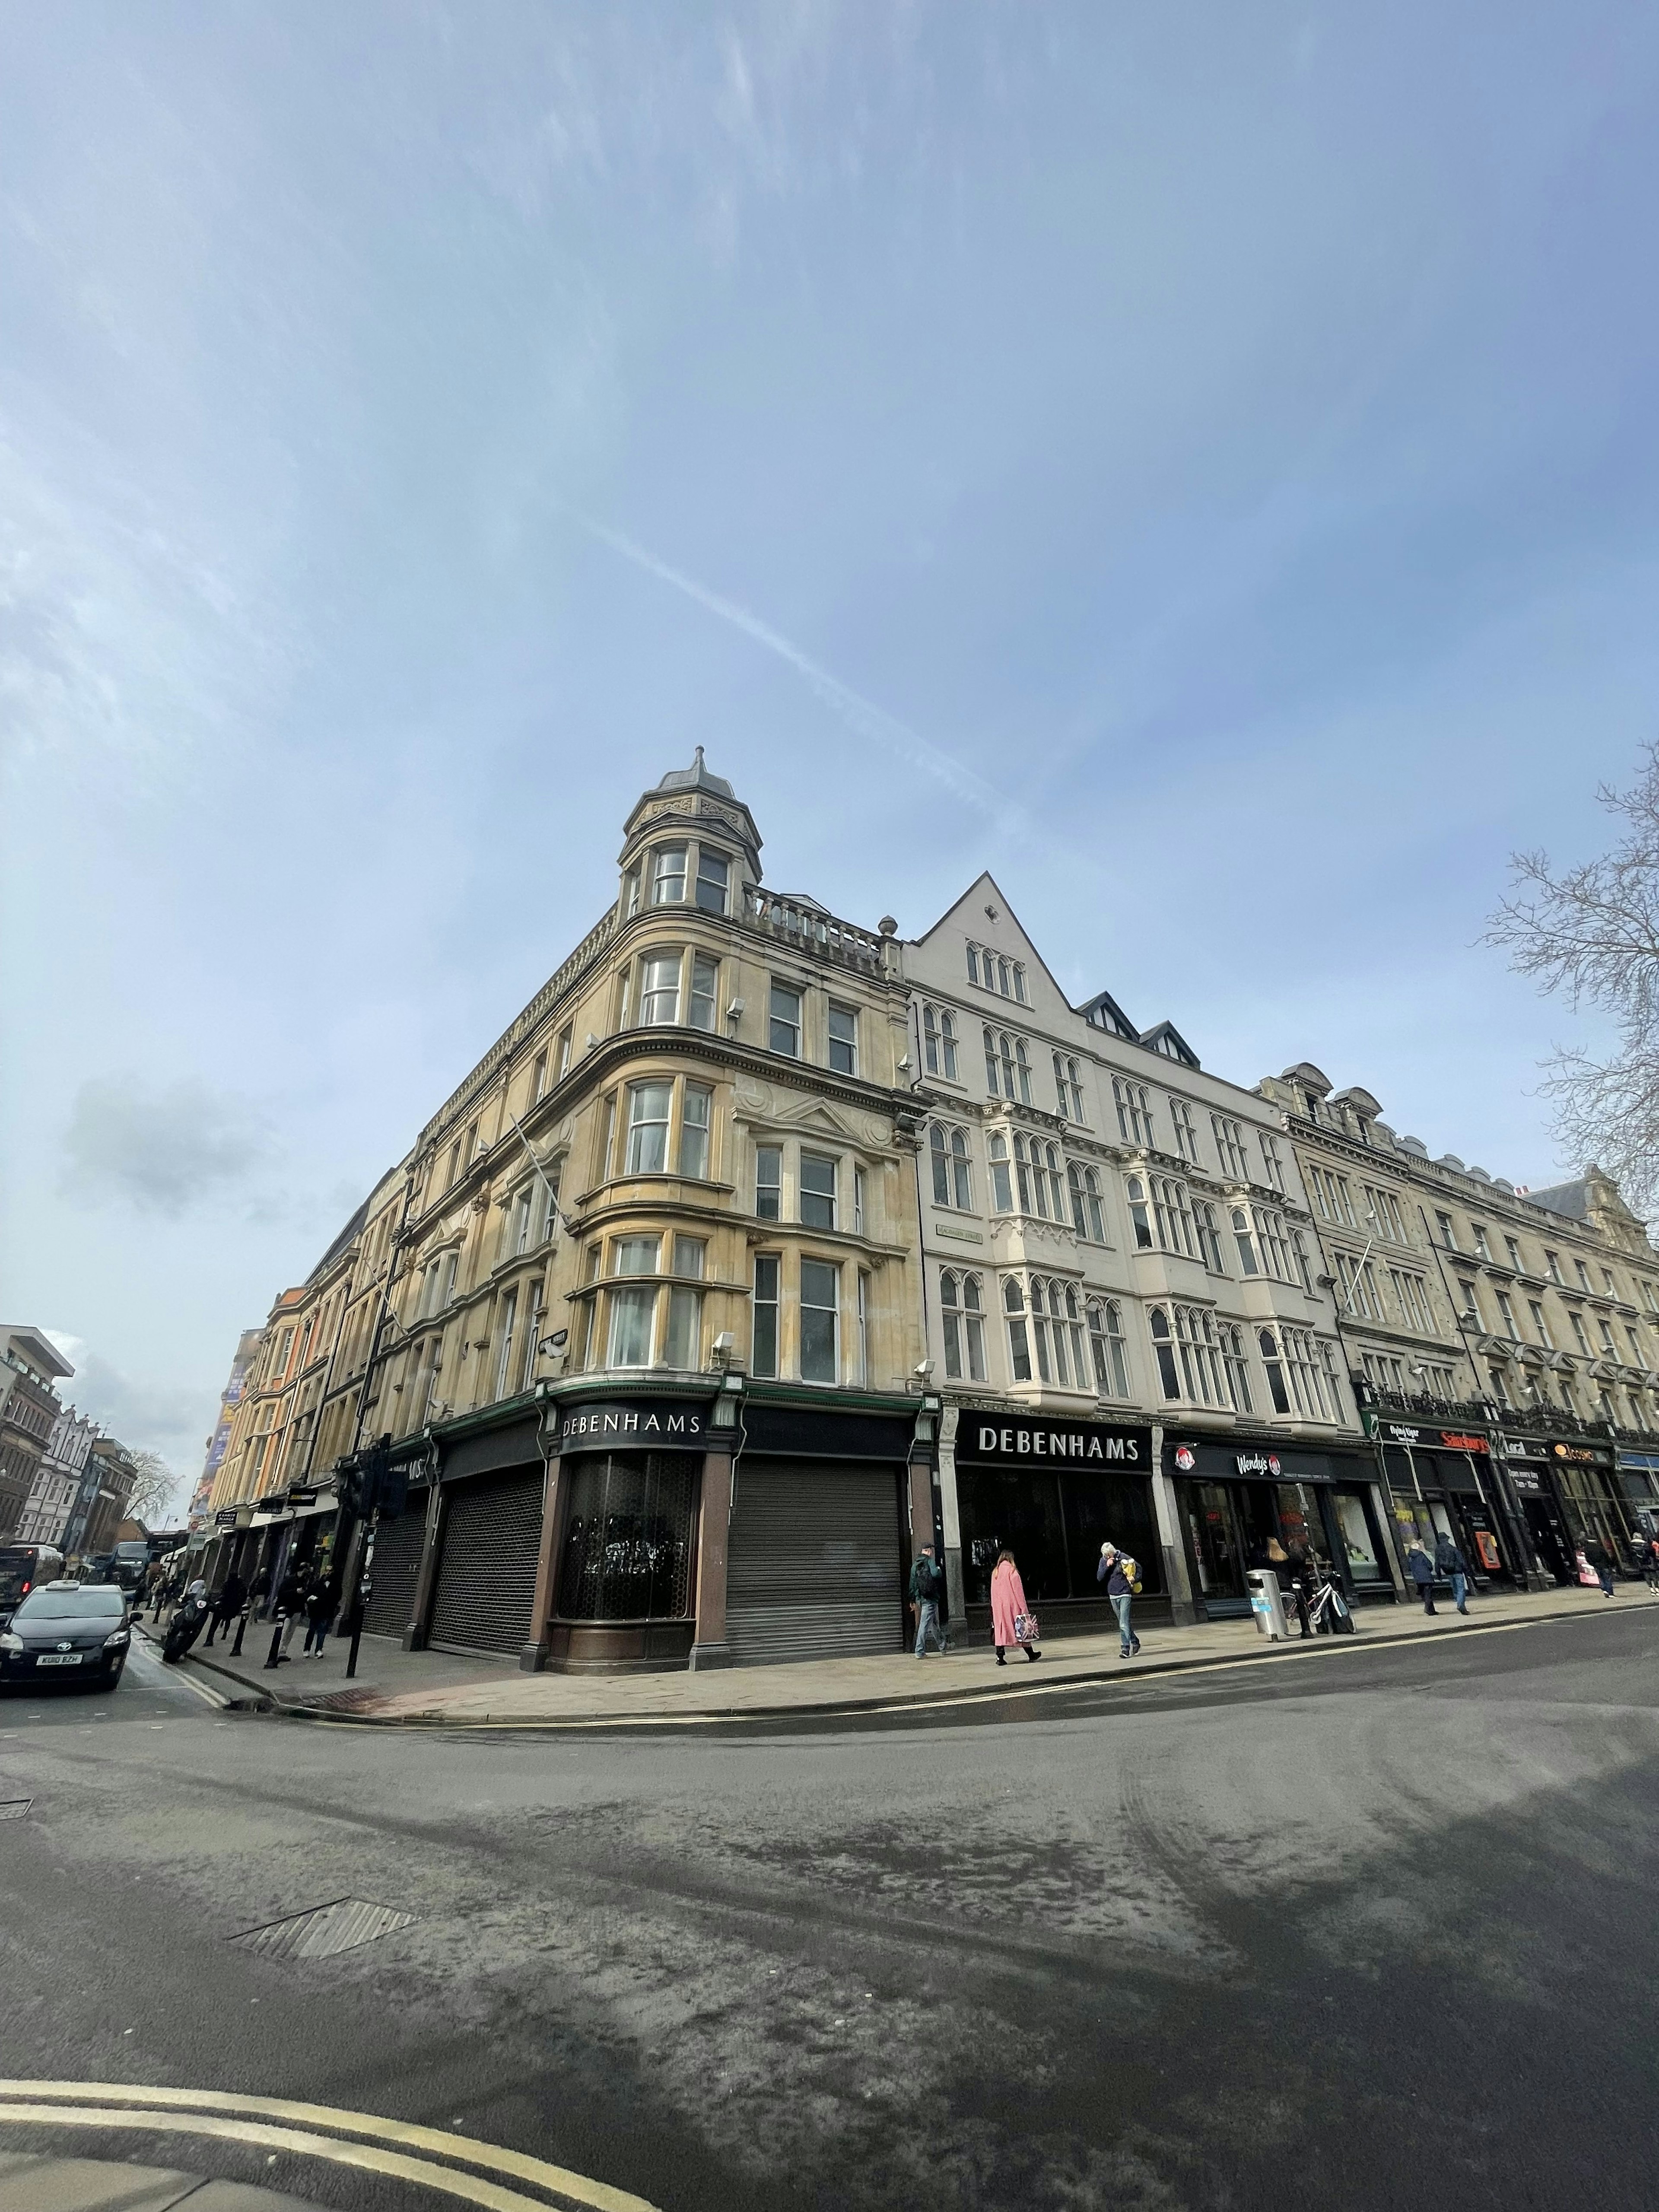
left=2, top=1607, right=1656, bottom=2211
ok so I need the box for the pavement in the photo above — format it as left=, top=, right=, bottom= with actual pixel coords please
left=7, top=1602, right=1658, bottom=2209
left=0, top=2153, right=313, bottom=2211
left=156, top=1579, right=1643, bottom=1728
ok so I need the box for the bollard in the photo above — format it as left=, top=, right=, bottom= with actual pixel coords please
left=264, top=1611, right=286, bottom=1669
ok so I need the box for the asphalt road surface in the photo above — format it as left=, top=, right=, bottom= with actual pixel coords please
left=3, top=1607, right=1657, bottom=2212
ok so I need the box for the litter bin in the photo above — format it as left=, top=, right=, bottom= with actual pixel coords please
left=1247, top=1568, right=1290, bottom=1640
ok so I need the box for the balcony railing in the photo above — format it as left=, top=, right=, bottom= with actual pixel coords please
left=739, top=889, right=886, bottom=974
left=1365, top=1389, right=1494, bottom=1429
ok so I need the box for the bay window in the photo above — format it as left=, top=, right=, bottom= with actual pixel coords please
left=650, top=846, right=687, bottom=905
left=756, top=1145, right=782, bottom=1220
left=695, top=848, right=730, bottom=913
left=688, top=953, right=718, bottom=1031
left=941, top=1271, right=987, bottom=1382
left=989, top=1132, right=1014, bottom=1213
left=1088, top=1300, right=1130, bottom=1396
left=625, top=1083, right=672, bottom=1173
left=1068, top=1161, right=1106, bottom=1242
left=680, top=1085, right=712, bottom=1179
left=639, top=952, right=680, bottom=1024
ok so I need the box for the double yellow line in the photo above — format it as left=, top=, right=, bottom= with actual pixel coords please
left=0, top=2080, right=659, bottom=2212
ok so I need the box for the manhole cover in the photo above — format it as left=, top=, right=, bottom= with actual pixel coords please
left=230, top=1897, right=415, bottom=1960
left=0, top=1799, right=31, bottom=1820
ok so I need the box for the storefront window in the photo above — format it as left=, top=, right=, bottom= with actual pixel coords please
left=557, top=1453, right=696, bottom=1621
left=958, top=1465, right=1157, bottom=1606
left=1331, top=1491, right=1387, bottom=1583
left=958, top=1467, right=1068, bottom=1608
left=1061, top=1473, right=1161, bottom=1595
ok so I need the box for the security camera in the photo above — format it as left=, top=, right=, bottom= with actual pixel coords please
left=714, top=1332, right=734, bottom=1351
left=726, top=998, right=745, bottom=1022
left=897, top=1054, right=913, bottom=1075
left=913, top=1359, right=934, bottom=1378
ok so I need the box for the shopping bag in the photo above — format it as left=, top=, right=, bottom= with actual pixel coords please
left=1013, top=1611, right=1040, bottom=1646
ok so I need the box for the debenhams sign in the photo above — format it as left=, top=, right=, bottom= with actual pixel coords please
left=559, top=1399, right=707, bottom=1450
left=961, top=1419, right=1149, bottom=1466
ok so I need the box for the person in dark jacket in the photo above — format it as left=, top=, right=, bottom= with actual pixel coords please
left=1581, top=1534, right=1617, bottom=1597
left=1280, top=1536, right=1314, bottom=1638
left=302, top=1574, right=336, bottom=1657
left=1097, top=1543, right=1142, bottom=1658
left=908, top=1544, right=948, bottom=1657
left=1405, top=1539, right=1437, bottom=1614
left=204, top=1570, right=247, bottom=1648
left=273, top=1566, right=305, bottom=1660
left=1434, top=1532, right=1471, bottom=1615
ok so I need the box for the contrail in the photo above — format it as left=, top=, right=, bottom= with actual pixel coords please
left=572, top=512, right=1026, bottom=836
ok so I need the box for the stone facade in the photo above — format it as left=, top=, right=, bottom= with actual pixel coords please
left=901, top=880, right=1392, bottom=1631
left=1257, top=1064, right=1659, bottom=1586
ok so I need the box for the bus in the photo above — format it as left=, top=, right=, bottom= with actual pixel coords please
left=0, top=1545, right=67, bottom=1627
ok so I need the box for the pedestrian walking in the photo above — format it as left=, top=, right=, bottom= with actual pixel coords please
left=1646, top=1536, right=1659, bottom=1595
left=1434, top=1532, right=1471, bottom=1615
left=1405, top=1539, right=1437, bottom=1615
left=203, top=1569, right=246, bottom=1649
left=248, top=1566, right=272, bottom=1619
left=989, top=1550, right=1041, bottom=1665
left=1582, top=1534, right=1618, bottom=1597
left=909, top=1543, right=948, bottom=1658
left=1096, top=1542, right=1142, bottom=1658
left=273, top=1565, right=305, bottom=1660
left=1280, top=1535, right=1314, bottom=1638
left=143, top=1560, right=165, bottom=1618
left=302, top=1573, right=336, bottom=1657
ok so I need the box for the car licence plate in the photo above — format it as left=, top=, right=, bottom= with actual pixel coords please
left=36, top=1654, right=83, bottom=1667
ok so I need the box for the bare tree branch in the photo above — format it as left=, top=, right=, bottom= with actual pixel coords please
left=122, top=1449, right=181, bottom=1526
left=1485, top=743, right=1659, bottom=1215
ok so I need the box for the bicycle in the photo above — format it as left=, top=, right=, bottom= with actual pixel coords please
left=1287, top=1568, right=1354, bottom=1637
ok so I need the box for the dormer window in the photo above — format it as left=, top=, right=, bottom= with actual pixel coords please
left=650, top=846, right=687, bottom=905
left=695, top=849, right=730, bottom=914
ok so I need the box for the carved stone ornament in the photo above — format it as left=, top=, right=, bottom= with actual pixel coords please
left=735, top=1078, right=774, bottom=1116
left=861, top=1114, right=891, bottom=1148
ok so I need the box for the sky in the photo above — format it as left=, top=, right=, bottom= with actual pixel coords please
left=3, top=3, right=1658, bottom=1512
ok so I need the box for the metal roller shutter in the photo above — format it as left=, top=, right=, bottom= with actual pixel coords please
left=361, top=1504, right=429, bottom=1641
left=725, top=1459, right=903, bottom=1665
left=429, top=1469, right=544, bottom=1656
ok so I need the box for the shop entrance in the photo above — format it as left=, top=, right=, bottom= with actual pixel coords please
left=1522, top=1495, right=1574, bottom=1585
left=1185, top=1482, right=1249, bottom=1614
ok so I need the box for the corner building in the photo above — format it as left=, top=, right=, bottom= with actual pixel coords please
left=217, top=758, right=931, bottom=1673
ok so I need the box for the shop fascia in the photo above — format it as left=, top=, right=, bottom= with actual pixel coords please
left=1498, top=1431, right=1613, bottom=1492
left=966, top=1419, right=1147, bottom=1465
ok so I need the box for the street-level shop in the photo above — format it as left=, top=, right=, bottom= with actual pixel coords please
left=952, top=1416, right=1160, bottom=1642
left=1169, top=1437, right=1395, bottom=1616
left=1376, top=1424, right=1516, bottom=1588
left=358, top=1382, right=934, bottom=1675
left=1500, top=1431, right=1627, bottom=1580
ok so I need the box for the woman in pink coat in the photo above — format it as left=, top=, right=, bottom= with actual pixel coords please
left=988, top=1550, right=1041, bottom=1665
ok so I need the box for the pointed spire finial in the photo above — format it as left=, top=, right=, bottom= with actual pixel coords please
left=693, top=744, right=706, bottom=773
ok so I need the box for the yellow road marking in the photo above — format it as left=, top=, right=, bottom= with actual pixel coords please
left=0, top=2084, right=658, bottom=2212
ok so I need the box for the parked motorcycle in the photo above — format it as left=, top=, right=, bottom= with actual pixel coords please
left=162, top=1588, right=210, bottom=1664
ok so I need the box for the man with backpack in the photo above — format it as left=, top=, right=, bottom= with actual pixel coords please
left=909, top=1543, right=949, bottom=1657
left=1097, top=1543, right=1142, bottom=1659
left=1434, top=1530, right=1471, bottom=1615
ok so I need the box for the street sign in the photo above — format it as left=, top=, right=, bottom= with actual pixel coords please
left=214, top=1509, right=238, bottom=1529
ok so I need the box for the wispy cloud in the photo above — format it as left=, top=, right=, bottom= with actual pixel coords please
left=41, top=1332, right=211, bottom=1509
left=573, top=512, right=1029, bottom=839
left=61, top=1075, right=273, bottom=1219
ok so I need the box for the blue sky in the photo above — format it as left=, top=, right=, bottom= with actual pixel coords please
left=3, top=3, right=1657, bottom=1503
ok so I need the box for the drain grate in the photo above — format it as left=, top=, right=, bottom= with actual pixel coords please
left=0, top=1799, right=31, bottom=1820
left=230, top=1897, right=415, bottom=1961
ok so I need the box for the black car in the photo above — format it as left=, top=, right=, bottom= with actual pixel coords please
left=0, top=1580, right=130, bottom=1690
